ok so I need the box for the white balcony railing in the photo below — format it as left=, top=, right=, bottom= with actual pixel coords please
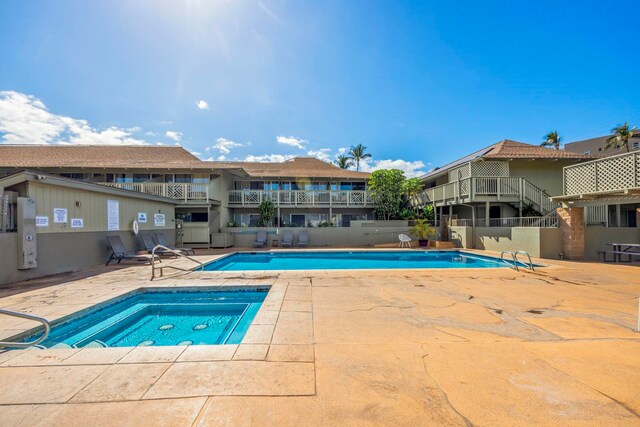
left=100, top=182, right=210, bottom=201
left=564, top=151, right=640, bottom=196
left=452, top=215, right=559, bottom=228
left=418, top=176, right=558, bottom=214
left=227, top=190, right=372, bottom=207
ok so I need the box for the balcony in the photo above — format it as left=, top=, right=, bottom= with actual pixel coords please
left=563, top=151, right=640, bottom=196
left=100, top=182, right=210, bottom=202
left=227, top=190, right=373, bottom=207
left=418, top=176, right=558, bottom=214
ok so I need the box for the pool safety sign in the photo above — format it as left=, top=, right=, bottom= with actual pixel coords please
left=137, top=212, right=147, bottom=223
left=71, top=218, right=84, bottom=228
left=35, top=216, right=49, bottom=227
left=53, top=208, right=68, bottom=223
left=107, top=200, right=119, bottom=231
left=154, top=213, right=165, bottom=227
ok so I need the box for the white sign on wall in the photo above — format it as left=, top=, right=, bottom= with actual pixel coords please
left=154, top=213, right=165, bottom=227
left=71, top=218, right=84, bottom=228
left=53, top=208, right=68, bottom=223
left=107, top=200, right=119, bottom=231
left=137, top=212, right=147, bottom=223
left=35, top=216, right=49, bottom=227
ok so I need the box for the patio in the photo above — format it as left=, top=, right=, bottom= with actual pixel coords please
left=0, top=250, right=638, bottom=426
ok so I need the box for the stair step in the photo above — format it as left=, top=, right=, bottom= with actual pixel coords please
left=429, top=241, right=457, bottom=249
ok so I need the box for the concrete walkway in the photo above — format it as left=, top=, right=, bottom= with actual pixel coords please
left=0, top=249, right=638, bottom=426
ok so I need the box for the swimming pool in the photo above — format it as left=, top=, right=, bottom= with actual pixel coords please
left=21, top=288, right=268, bottom=349
left=199, top=250, right=528, bottom=271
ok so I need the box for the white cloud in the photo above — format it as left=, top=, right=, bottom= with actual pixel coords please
left=307, top=148, right=331, bottom=162
left=244, top=154, right=295, bottom=163
left=0, top=91, right=146, bottom=145
left=165, top=131, right=182, bottom=142
left=359, top=158, right=427, bottom=178
left=337, top=147, right=347, bottom=155
left=196, top=100, right=209, bottom=110
left=276, top=135, right=307, bottom=149
left=211, top=137, right=243, bottom=155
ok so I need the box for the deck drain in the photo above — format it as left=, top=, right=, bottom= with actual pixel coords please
left=159, top=324, right=174, bottom=331
left=139, top=340, right=154, bottom=346
left=193, top=324, right=208, bottom=330
left=178, top=340, right=193, bottom=346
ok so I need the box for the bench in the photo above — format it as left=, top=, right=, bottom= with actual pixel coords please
left=598, top=250, right=640, bottom=263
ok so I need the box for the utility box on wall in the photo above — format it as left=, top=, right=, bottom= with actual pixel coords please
left=17, top=197, right=37, bottom=270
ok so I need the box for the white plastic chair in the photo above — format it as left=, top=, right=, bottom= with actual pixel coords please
left=398, top=234, right=412, bottom=248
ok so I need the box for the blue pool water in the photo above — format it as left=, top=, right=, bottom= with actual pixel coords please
left=200, top=250, right=527, bottom=271
left=23, top=288, right=267, bottom=348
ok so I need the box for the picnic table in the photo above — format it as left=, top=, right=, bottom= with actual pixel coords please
left=601, top=243, right=640, bottom=262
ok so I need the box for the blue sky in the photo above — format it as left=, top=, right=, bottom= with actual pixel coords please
left=1, top=0, right=639, bottom=176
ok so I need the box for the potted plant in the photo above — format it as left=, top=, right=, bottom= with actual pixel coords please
left=409, top=219, right=434, bottom=247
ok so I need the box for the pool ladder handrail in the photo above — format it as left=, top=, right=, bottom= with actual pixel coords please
left=0, top=309, right=51, bottom=349
left=500, top=250, right=535, bottom=272
left=151, top=244, right=204, bottom=280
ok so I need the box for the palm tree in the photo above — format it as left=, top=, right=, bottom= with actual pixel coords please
left=334, top=154, right=354, bottom=169
left=602, top=123, right=640, bottom=153
left=541, top=131, right=561, bottom=150
left=348, top=144, right=371, bottom=171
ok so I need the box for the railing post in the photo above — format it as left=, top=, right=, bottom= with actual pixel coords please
left=497, top=178, right=501, bottom=200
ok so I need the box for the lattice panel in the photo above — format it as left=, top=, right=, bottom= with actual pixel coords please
left=350, top=192, right=364, bottom=204
left=637, top=154, right=640, bottom=185
left=448, top=164, right=471, bottom=182
left=244, top=191, right=260, bottom=204
left=297, top=191, right=313, bottom=204
left=596, top=155, right=635, bottom=191
left=167, top=184, right=184, bottom=199
left=565, top=163, right=596, bottom=194
left=471, top=161, right=509, bottom=177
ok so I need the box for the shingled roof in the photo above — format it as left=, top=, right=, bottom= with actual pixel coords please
left=216, top=157, right=371, bottom=179
left=482, top=139, right=595, bottom=159
left=0, top=145, right=227, bottom=170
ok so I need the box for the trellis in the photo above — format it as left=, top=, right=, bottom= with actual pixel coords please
left=565, top=152, right=640, bottom=195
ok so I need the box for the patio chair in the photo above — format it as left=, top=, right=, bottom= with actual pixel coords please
left=281, top=229, right=294, bottom=248
left=398, top=234, right=412, bottom=248
left=252, top=230, right=268, bottom=248
left=106, top=235, right=160, bottom=266
left=153, top=232, right=195, bottom=255
left=140, top=232, right=177, bottom=258
left=298, top=229, right=309, bottom=247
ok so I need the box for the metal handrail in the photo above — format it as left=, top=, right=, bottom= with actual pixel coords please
left=0, top=309, right=51, bottom=349
left=151, top=244, right=204, bottom=280
left=500, top=250, right=519, bottom=271
left=514, top=250, right=535, bottom=271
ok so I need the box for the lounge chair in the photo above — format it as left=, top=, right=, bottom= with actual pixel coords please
left=106, top=235, right=160, bottom=266
left=154, top=232, right=195, bottom=255
left=281, top=229, right=294, bottom=248
left=398, top=234, right=412, bottom=248
left=252, top=230, right=268, bottom=248
left=298, top=229, right=309, bottom=247
left=140, top=233, right=177, bottom=258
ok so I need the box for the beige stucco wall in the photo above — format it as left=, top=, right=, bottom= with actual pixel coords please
left=221, top=221, right=413, bottom=247
left=27, top=182, right=175, bottom=234
left=584, top=226, right=640, bottom=260
left=450, top=225, right=562, bottom=259
left=508, top=160, right=577, bottom=196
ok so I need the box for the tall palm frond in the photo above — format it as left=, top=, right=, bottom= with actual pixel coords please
left=335, top=154, right=354, bottom=169
left=348, top=144, right=372, bottom=171
left=602, top=123, right=640, bottom=153
left=541, top=131, right=561, bottom=150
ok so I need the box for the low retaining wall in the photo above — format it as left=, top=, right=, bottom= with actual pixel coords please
left=584, top=226, right=640, bottom=260
left=222, top=220, right=413, bottom=248
left=0, top=231, right=175, bottom=285
left=450, top=226, right=562, bottom=259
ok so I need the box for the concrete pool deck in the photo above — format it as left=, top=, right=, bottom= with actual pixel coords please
left=0, top=248, right=639, bottom=426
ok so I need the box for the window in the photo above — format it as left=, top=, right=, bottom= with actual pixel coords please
left=233, top=213, right=260, bottom=227
left=281, top=213, right=329, bottom=227
left=133, top=174, right=151, bottom=183
left=174, top=174, right=192, bottom=183
left=304, top=182, right=327, bottom=190
left=633, top=142, right=639, bottom=150
left=340, top=181, right=366, bottom=191
left=59, top=173, right=90, bottom=180
left=114, top=174, right=132, bottom=183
